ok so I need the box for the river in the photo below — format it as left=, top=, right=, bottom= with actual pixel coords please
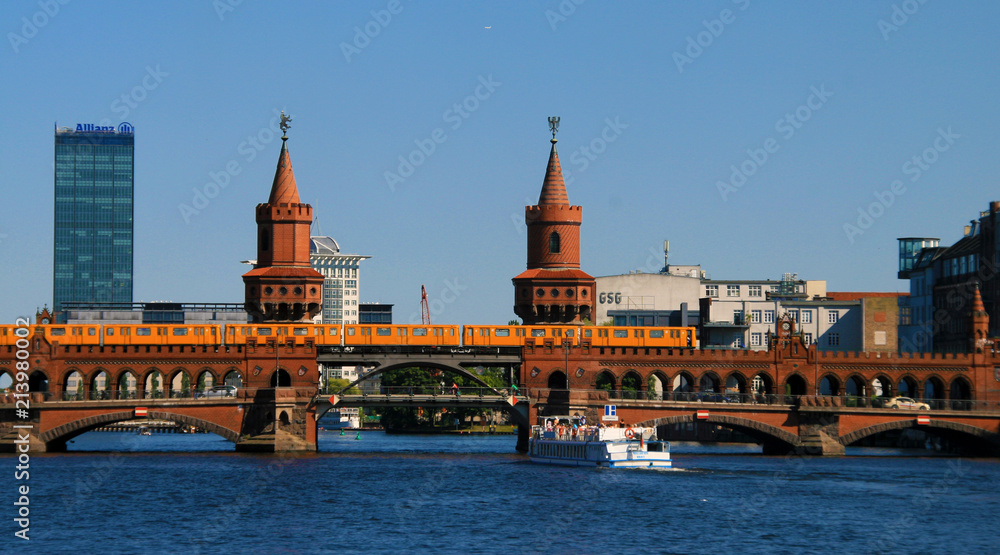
left=4, top=430, right=999, bottom=554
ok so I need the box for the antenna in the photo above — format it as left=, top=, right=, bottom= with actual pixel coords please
left=420, top=285, right=431, bottom=325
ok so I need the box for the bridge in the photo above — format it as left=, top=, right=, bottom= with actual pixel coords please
left=5, top=321, right=1000, bottom=455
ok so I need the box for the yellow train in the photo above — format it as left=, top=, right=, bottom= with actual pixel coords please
left=0, top=323, right=695, bottom=349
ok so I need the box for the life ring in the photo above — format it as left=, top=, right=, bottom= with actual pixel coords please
left=624, top=427, right=635, bottom=439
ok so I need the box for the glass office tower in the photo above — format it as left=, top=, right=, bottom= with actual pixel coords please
left=53, top=124, right=134, bottom=314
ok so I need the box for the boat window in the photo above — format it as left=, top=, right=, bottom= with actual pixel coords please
left=495, top=329, right=510, bottom=337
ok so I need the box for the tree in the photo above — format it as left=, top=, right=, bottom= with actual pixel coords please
left=181, top=373, right=191, bottom=397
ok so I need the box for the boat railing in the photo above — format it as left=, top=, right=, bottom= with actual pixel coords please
left=531, top=426, right=653, bottom=443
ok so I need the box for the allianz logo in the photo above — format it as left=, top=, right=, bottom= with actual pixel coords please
left=75, top=122, right=134, bottom=134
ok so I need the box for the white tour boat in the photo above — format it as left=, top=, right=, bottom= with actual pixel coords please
left=528, top=425, right=671, bottom=469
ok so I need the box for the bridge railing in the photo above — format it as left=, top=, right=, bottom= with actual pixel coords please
left=340, top=386, right=517, bottom=398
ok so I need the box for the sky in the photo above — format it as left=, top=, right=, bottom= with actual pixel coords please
left=2, top=1, right=999, bottom=326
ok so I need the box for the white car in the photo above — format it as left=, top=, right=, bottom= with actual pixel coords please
left=203, top=385, right=237, bottom=398
left=884, top=396, right=930, bottom=410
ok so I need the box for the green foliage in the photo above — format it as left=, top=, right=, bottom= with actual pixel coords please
left=507, top=319, right=520, bottom=326
left=599, top=319, right=614, bottom=326
left=327, top=378, right=361, bottom=395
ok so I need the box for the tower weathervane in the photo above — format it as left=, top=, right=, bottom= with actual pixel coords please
left=280, top=111, right=292, bottom=139
left=548, top=116, right=560, bottom=143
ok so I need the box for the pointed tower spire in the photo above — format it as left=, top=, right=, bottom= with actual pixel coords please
left=538, top=117, right=569, bottom=205
left=268, top=113, right=301, bottom=205
left=969, top=283, right=991, bottom=353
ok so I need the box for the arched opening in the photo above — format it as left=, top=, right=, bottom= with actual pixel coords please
left=594, top=370, right=615, bottom=393
left=29, top=370, right=49, bottom=393
left=117, top=371, right=137, bottom=400
left=819, top=375, right=841, bottom=396
left=621, top=371, right=642, bottom=400
left=278, top=411, right=290, bottom=428
left=270, top=369, right=292, bottom=388
left=845, top=375, right=866, bottom=406
left=549, top=231, right=561, bottom=254
left=672, top=371, right=694, bottom=400
left=898, top=376, right=918, bottom=399
left=751, top=373, right=774, bottom=397
left=170, top=370, right=191, bottom=398
left=949, top=377, right=972, bottom=411
left=724, top=372, right=747, bottom=402
left=872, top=376, right=892, bottom=399
left=699, top=372, right=720, bottom=393
left=784, top=374, right=807, bottom=398
left=91, top=369, right=109, bottom=400
left=144, top=369, right=165, bottom=399
left=63, top=370, right=84, bottom=401
left=923, top=376, right=945, bottom=409
left=195, top=369, right=216, bottom=395
left=647, top=371, right=668, bottom=401
left=0, top=370, right=13, bottom=391
left=223, top=369, right=243, bottom=388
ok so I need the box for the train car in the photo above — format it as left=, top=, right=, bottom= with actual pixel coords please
left=584, top=326, right=695, bottom=348
left=462, top=325, right=527, bottom=347
left=41, top=324, right=102, bottom=346
left=519, top=325, right=580, bottom=347
left=102, top=324, right=221, bottom=346
left=0, top=325, right=28, bottom=346
left=343, top=325, right=461, bottom=347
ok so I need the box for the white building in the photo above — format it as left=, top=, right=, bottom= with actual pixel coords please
left=310, top=236, right=371, bottom=325
left=594, top=270, right=702, bottom=328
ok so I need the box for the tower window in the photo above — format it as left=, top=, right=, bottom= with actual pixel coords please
left=549, top=232, right=561, bottom=254
left=259, top=229, right=270, bottom=251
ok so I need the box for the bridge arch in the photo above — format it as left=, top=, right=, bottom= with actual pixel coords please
left=38, top=410, right=241, bottom=448
left=648, top=370, right=669, bottom=400
left=840, top=419, right=1000, bottom=455
left=636, top=414, right=800, bottom=452
left=923, top=375, right=945, bottom=403
left=595, top=369, right=616, bottom=392
left=723, top=371, right=747, bottom=395
left=872, top=374, right=893, bottom=397
left=845, top=374, right=867, bottom=397
left=898, top=375, right=919, bottom=398
left=335, top=360, right=505, bottom=396
left=819, top=374, right=841, bottom=396
left=698, top=371, right=721, bottom=393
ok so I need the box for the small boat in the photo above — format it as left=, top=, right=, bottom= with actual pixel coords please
left=137, top=426, right=152, bottom=436
left=528, top=425, right=671, bottom=469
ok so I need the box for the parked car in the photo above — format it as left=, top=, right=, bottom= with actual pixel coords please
left=694, top=392, right=734, bottom=403
left=204, top=385, right=238, bottom=398
left=884, top=396, right=930, bottom=410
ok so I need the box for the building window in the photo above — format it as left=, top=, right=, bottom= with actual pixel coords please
left=764, top=310, right=774, bottom=324
left=801, top=310, right=812, bottom=324
left=828, top=333, right=839, bottom=346
left=751, top=310, right=761, bottom=323
left=828, top=311, right=839, bottom=324
left=259, top=229, right=270, bottom=251
left=733, top=310, right=744, bottom=324
left=788, top=310, right=798, bottom=323
left=727, top=285, right=740, bottom=297
left=706, top=285, right=718, bottom=297
left=732, top=335, right=743, bottom=348
left=804, top=333, right=812, bottom=345
left=900, top=306, right=912, bottom=326
left=748, top=285, right=762, bottom=297
left=750, top=333, right=761, bottom=346
left=549, top=232, right=561, bottom=254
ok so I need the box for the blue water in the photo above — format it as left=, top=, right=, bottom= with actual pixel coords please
left=5, top=431, right=999, bottom=554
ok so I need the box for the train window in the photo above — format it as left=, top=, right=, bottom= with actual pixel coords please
left=293, top=327, right=308, bottom=336
left=635, top=330, right=644, bottom=338
left=50, top=328, right=66, bottom=336
left=88, top=328, right=97, bottom=336
left=122, top=328, right=130, bottom=336
left=650, top=330, right=664, bottom=338
left=531, top=329, right=545, bottom=337
left=554, top=329, right=562, bottom=337
left=72, top=327, right=82, bottom=335
left=330, top=328, right=338, bottom=335
left=566, top=329, right=575, bottom=337
left=517, top=328, right=525, bottom=337
left=376, top=328, right=391, bottom=336
left=584, top=329, right=592, bottom=338
left=158, top=327, right=167, bottom=336
left=258, top=328, right=272, bottom=336
left=137, top=328, right=151, bottom=336
left=447, top=329, right=454, bottom=336
left=106, top=328, right=114, bottom=336
left=413, top=328, right=427, bottom=336
left=347, top=328, right=355, bottom=336
left=614, top=330, right=627, bottom=338
left=398, top=329, right=407, bottom=336
left=173, top=328, right=188, bottom=336
left=496, top=329, right=510, bottom=337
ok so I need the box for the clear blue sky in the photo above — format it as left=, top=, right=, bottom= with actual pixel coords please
left=2, top=1, right=999, bottom=325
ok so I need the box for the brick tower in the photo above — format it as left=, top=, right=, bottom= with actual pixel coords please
left=970, top=284, right=991, bottom=352
left=242, top=114, right=324, bottom=322
left=513, top=118, right=595, bottom=324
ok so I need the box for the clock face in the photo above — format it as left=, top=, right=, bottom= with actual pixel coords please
left=781, top=322, right=791, bottom=331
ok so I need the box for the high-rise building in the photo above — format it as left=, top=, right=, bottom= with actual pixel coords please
left=53, top=123, right=135, bottom=316
left=309, top=236, right=370, bottom=325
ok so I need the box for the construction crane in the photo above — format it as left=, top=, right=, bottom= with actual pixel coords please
left=420, top=284, right=431, bottom=325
